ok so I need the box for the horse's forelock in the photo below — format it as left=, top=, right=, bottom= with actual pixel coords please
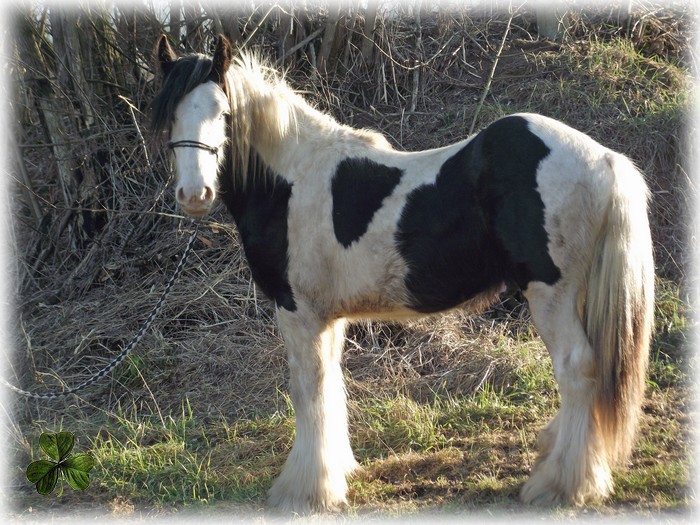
left=151, top=54, right=214, bottom=137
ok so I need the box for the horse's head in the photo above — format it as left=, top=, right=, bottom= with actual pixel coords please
left=152, top=35, right=233, bottom=217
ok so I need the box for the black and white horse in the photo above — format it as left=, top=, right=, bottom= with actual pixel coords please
left=151, top=35, right=654, bottom=512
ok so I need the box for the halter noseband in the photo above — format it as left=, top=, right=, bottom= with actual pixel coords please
left=167, top=140, right=220, bottom=160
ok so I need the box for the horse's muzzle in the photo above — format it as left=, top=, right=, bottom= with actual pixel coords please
left=176, top=185, right=215, bottom=217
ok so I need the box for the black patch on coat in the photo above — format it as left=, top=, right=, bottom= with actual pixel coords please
left=478, top=117, right=562, bottom=287
left=331, top=158, right=403, bottom=248
left=217, top=152, right=296, bottom=312
left=396, top=115, right=560, bottom=313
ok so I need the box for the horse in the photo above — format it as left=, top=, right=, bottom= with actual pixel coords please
left=150, top=34, right=654, bottom=513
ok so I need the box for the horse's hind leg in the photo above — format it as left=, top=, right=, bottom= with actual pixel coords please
left=267, top=303, right=358, bottom=513
left=521, top=280, right=613, bottom=505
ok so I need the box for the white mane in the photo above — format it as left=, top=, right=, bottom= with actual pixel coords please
left=224, top=53, right=391, bottom=183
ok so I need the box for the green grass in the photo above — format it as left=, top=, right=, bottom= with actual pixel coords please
left=648, top=277, right=693, bottom=391
left=485, top=37, right=690, bottom=142
left=82, top=402, right=293, bottom=507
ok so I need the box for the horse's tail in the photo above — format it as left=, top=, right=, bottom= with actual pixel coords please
left=584, top=152, right=654, bottom=466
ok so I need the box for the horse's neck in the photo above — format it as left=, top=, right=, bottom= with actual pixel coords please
left=218, top=150, right=277, bottom=220
left=253, top=98, right=341, bottom=177
left=229, top=62, right=391, bottom=187
left=228, top=69, right=342, bottom=178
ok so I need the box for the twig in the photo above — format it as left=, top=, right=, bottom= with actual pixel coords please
left=13, top=142, right=43, bottom=225
left=468, top=11, right=513, bottom=135
left=30, top=208, right=74, bottom=278
left=276, top=27, right=323, bottom=64
left=409, top=1, right=423, bottom=114
left=118, top=95, right=151, bottom=168
left=241, top=4, right=279, bottom=49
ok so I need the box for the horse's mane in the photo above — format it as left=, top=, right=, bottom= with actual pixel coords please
left=224, top=51, right=296, bottom=184
left=225, top=54, right=392, bottom=168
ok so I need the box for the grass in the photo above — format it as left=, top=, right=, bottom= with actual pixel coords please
left=12, top=283, right=692, bottom=517
left=490, top=37, right=690, bottom=148
left=15, top=395, right=689, bottom=517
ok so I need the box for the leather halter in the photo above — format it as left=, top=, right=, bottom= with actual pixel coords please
left=167, top=140, right=219, bottom=161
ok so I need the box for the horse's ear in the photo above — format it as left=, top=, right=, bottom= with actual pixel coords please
left=156, top=34, right=178, bottom=76
left=210, top=35, right=233, bottom=85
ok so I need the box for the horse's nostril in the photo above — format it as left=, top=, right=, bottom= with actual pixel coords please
left=177, top=187, right=186, bottom=203
left=203, top=186, right=214, bottom=202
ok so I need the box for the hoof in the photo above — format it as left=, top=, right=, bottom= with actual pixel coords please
left=267, top=456, right=359, bottom=514
left=267, top=479, right=347, bottom=514
left=520, top=457, right=612, bottom=506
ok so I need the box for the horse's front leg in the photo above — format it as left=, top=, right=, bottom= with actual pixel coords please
left=268, top=303, right=358, bottom=513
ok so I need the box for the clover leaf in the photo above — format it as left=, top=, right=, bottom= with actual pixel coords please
left=26, top=460, right=59, bottom=495
left=26, top=432, right=94, bottom=495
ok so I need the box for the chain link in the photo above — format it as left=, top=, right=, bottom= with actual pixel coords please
left=2, top=222, right=199, bottom=400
